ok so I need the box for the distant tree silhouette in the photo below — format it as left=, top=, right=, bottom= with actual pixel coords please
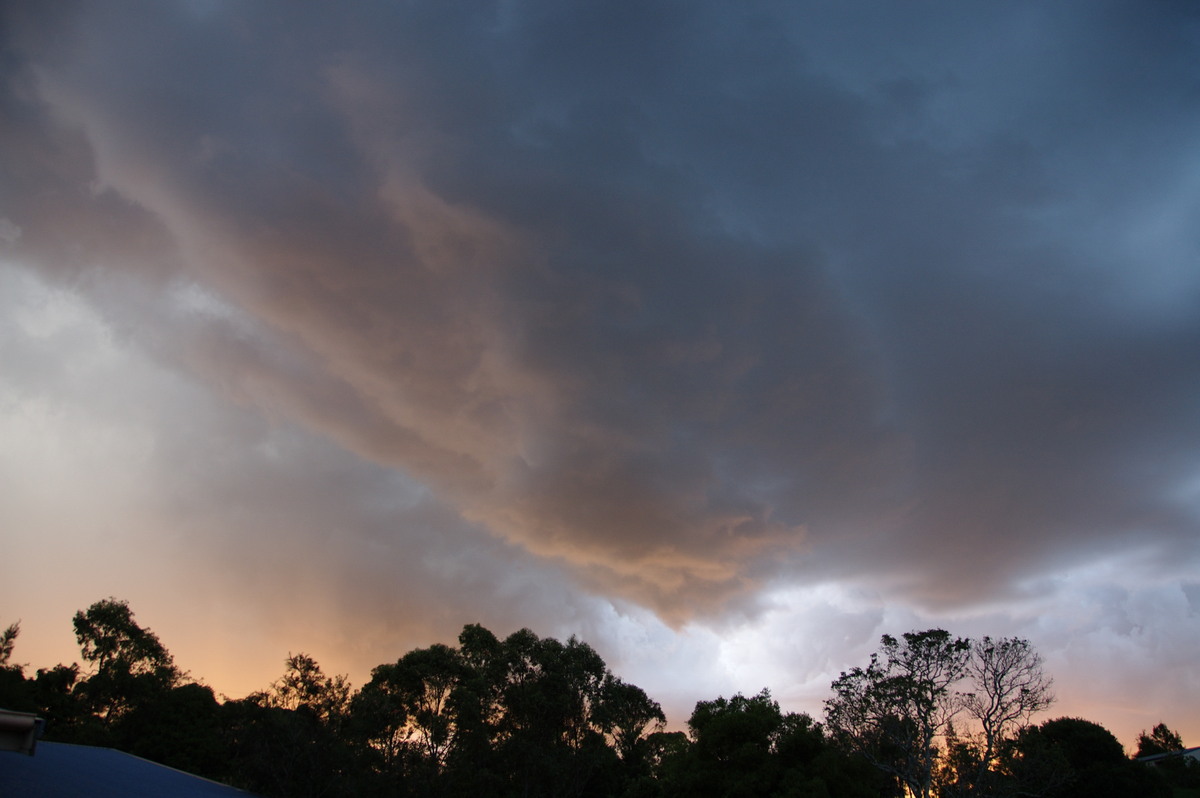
left=1136, top=722, right=1185, bottom=757
left=1136, top=722, right=1200, bottom=793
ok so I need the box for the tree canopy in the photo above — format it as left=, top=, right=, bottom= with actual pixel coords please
left=1136, top=722, right=1185, bottom=758
left=2, top=603, right=1180, bottom=798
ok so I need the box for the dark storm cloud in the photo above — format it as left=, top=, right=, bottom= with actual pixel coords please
left=3, top=0, right=1199, bottom=628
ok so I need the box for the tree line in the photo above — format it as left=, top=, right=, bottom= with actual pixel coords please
left=0, top=599, right=1194, bottom=797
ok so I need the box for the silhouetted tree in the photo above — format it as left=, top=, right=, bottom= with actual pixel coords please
left=115, top=682, right=227, bottom=779
left=32, top=662, right=98, bottom=742
left=72, top=598, right=180, bottom=723
left=596, top=677, right=665, bottom=775
left=657, top=688, right=882, bottom=798
left=495, top=629, right=620, bottom=798
left=977, top=721, right=1073, bottom=798
left=686, top=690, right=786, bottom=796
left=355, top=641, right=469, bottom=794
left=938, top=636, right=1055, bottom=795
left=1134, top=722, right=1200, bottom=793
left=826, top=630, right=971, bottom=798
left=0, top=621, right=19, bottom=668
left=222, top=696, right=355, bottom=798
left=268, top=652, right=352, bottom=726
left=1136, top=722, right=1185, bottom=757
left=444, top=623, right=508, bottom=796
left=0, top=620, right=36, bottom=713
left=343, top=623, right=666, bottom=797
left=1030, top=717, right=1169, bottom=798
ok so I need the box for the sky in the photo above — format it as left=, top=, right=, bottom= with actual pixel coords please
left=2, top=1, right=1199, bottom=750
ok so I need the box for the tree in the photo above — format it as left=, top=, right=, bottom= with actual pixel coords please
left=267, top=652, right=351, bottom=726
left=597, top=677, right=665, bottom=769
left=344, top=623, right=663, bottom=797
left=0, top=621, right=36, bottom=713
left=32, top=663, right=96, bottom=742
left=963, top=637, right=1054, bottom=763
left=944, top=636, right=1054, bottom=794
left=72, top=598, right=179, bottom=722
left=222, top=696, right=356, bottom=798
left=0, top=621, right=19, bottom=669
left=448, top=622, right=508, bottom=791
left=988, top=722, right=1073, bottom=798
left=1135, top=723, right=1200, bottom=794
left=115, top=683, right=227, bottom=780
left=348, top=664, right=411, bottom=776
left=495, top=629, right=619, bottom=798
left=825, top=629, right=970, bottom=798
left=687, top=689, right=786, bottom=796
left=1136, top=722, right=1185, bottom=758
left=1031, top=717, right=1170, bottom=798
left=73, top=599, right=176, bottom=678
left=662, top=689, right=882, bottom=798
left=360, top=643, right=467, bottom=775
left=235, top=653, right=355, bottom=798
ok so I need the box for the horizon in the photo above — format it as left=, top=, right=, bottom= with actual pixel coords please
left=4, top=595, right=1192, bottom=752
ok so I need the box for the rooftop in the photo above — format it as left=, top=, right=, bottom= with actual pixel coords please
left=0, top=740, right=258, bottom=798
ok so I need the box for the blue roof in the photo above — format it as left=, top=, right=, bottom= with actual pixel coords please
left=0, top=741, right=259, bottom=797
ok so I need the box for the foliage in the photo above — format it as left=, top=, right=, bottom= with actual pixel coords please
left=1030, top=717, right=1170, bottom=798
left=0, top=620, right=37, bottom=712
left=267, top=652, right=352, bottom=725
left=115, top=683, right=227, bottom=779
left=9, top=602, right=1161, bottom=798
left=1138, top=722, right=1186, bottom=757
left=73, top=599, right=177, bottom=678
left=597, top=677, right=666, bottom=770
left=1136, top=723, right=1200, bottom=793
left=32, top=662, right=98, bottom=742
left=826, top=629, right=971, bottom=798
left=0, top=621, right=20, bottom=669
left=935, top=636, right=1055, bottom=796
left=71, top=597, right=180, bottom=722
left=657, top=688, right=884, bottom=798
left=222, top=695, right=359, bottom=798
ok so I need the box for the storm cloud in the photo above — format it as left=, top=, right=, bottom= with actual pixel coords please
left=2, top=1, right=1198, bottom=742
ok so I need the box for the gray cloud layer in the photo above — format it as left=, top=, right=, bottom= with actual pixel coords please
left=2, top=0, right=1199, bottom=735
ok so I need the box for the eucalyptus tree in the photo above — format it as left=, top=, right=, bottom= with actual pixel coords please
left=597, top=677, right=665, bottom=768
left=496, top=629, right=619, bottom=798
